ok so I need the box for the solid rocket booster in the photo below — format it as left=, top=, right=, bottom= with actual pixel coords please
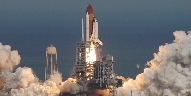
left=85, top=4, right=103, bottom=46
left=82, top=18, right=84, bottom=42
left=86, top=12, right=89, bottom=41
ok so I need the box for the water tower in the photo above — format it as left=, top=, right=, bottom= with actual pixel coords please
left=45, top=44, right=58, bottom=80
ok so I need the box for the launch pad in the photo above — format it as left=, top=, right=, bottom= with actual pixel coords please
left=61, top=4, right=122, bottom=96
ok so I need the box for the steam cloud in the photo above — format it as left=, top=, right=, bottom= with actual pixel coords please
left=0, top=67, right=60, bottom=96
left=117, top=31, right=191, bottom=96
left=0, top=43, right=21, bottom=72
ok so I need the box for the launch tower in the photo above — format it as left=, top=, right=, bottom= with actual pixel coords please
left=45, top=44, right=58, bottom=80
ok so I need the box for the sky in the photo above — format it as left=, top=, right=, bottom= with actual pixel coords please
left=1, top=0, right=191, bottom=32
left=1, top=0, right=191, bottom=79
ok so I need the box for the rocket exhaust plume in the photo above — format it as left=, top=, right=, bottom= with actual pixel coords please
left=117, top=30, right=191, bottom=96
left=86, top=43, right=97, bottom=64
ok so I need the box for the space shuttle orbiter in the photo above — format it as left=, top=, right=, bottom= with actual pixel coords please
left=82, top=4, right=103, bottom=46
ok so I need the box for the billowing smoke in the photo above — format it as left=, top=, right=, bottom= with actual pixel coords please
left=0, top=67, right=59, bottom=96
left=59, top=78, right=81, bottom=94
left=117, top=31, right=191, bottom=96
left=48, top=71, right=81, bottom=94
left=49, top=71, right=62, bottom=86
left=0, top=66, right=61, bottom=96
left=0, top=43, right=21, bottom=72
left=9, top=80, right=60, bottom=96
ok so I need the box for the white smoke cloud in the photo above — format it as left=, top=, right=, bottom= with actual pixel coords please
left=60, top=78, right=81, bottom=94
left=48, top=71, right=81, bottom=94
left=117, top=30, right=191, bottom=96
left=0, top=67, right=38, bottom=92
left=0, top=67, right=60, bottom=96
left=0, top=42, right=21, bottom=72
left=49, top=71, right=62, bottom=86
left=9, top=80, right=60, bottom=96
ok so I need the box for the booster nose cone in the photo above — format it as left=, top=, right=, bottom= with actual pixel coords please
left=86, top=4, right=93, bottom=14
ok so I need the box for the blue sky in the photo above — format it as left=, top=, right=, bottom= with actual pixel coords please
left=0, top=0, right=191, bottom=32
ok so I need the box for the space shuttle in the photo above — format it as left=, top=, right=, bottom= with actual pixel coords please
left=82, top=4, right=103, bottom=46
